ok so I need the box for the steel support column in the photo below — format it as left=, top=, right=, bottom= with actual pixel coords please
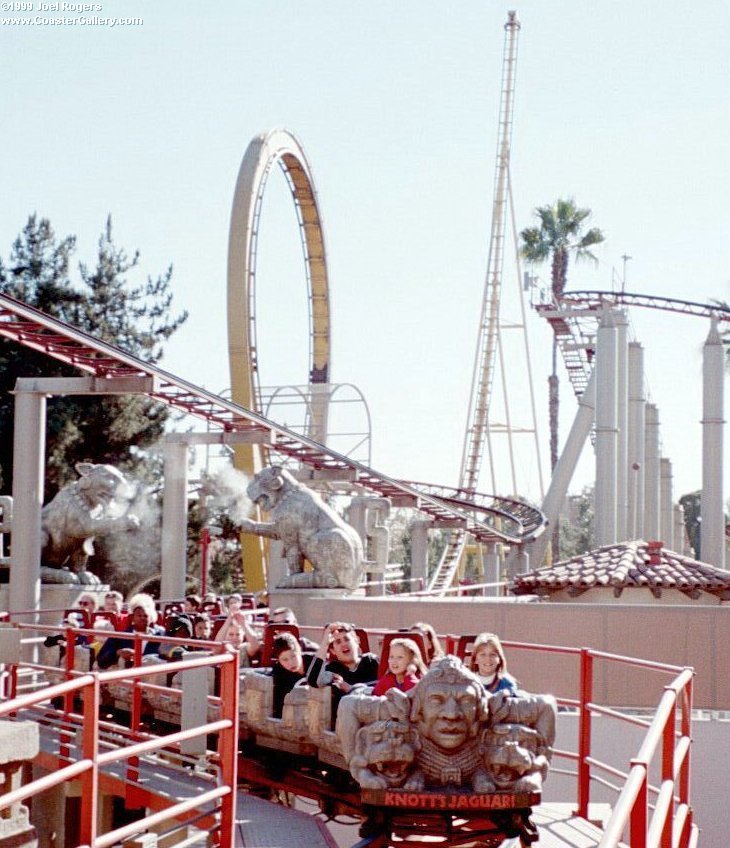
left=627, top=342, right=646, bottom=540
left=660, top=458, right=673, bottom=547
left=615, top=310, right=629, bottom=540
left=161, top=439, right=189, bottom=600
left=644, top=404, right=661, bottom=540
left=9, top=388, right=46, bottom=615
left=701, top=319, right=726, bottom=568
left=527, top=370, right=596, bottom=568
left=595, top=309, right=618, bottom=546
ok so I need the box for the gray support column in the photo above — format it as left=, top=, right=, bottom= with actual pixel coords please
left=350, top=496, right=389, bottom=596
left=660, top=458, right=673, bottom=546
left=615, top=310, right=629, bottom=540
left=161, top=439, right=189, bottom=600
left=674, top=504, right=687, bottom=555
left=524, top=370, right=596, bottom=569
left=701, top=319, right=726, bottom=569
left=512, top=547, right=529, bottom=578
left=9, top=389, right=46, bottom=614
left=348, top=498, right=368, bottom=547
left=410, top=519, right=431, bottom=591
left=644, top=403, right=661, bottom=540
left=482, top=542, right=500, bottom=597
left=366, top=498, right=391, bottom=597
left=595, top=309, right=618, bottom=545
left=308, top=382, right=330, bottom=446
left=627, top=342, right=646, bottom=540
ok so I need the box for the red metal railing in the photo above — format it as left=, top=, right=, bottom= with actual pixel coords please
left=296, top=622, right=696, bottom=846
left=490, top=639, right=696, bottom=848
left=0, top=620, right=698, bottom=847
left=0, top=632, right=239, bottom=848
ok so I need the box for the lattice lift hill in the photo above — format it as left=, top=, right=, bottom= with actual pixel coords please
left=0, top=292, right=545, bottom=550
left=427, top=11, right=546, bottom=595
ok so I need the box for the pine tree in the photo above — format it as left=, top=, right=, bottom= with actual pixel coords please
left=0, top=214, right=187, bottom=497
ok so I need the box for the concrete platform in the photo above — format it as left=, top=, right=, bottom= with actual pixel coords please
left=531, top=803, right=617, bottom=847
left=247, top=800, right=615, bottom=848
left=235, top=793, right=336, bottom=847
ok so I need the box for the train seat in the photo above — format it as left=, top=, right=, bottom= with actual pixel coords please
left=260, top=622, right=300, bottom=666
left=242, top=672, right=316, bottom=753
left=376, top=631, right=428, bottom=678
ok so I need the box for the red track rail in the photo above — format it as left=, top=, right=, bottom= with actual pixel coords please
left=560, top=290, right=730, bottom=323
left=0, top=293, right=544, bottom=545
left=534, top=290, right=729, bottom=403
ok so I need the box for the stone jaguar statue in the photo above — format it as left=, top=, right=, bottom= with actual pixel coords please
left=40, top=462, right=140, bottom=584
left=240, top=465, right=364, bottom=591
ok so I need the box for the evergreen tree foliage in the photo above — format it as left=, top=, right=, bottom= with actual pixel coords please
left=0, top=214, right=188, bottom=497
left=559, top=486, right=595, bottom=560
left=679, top=491, right=701, bottom=559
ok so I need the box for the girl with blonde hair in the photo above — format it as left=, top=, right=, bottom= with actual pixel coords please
left=372, top=637, right=428, bottom=695
left=469, top=632, right=517, bottom=694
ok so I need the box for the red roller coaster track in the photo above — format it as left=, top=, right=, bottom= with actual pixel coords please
left=535, top=289, right=729, bottom=402
left=0, top=293, right=545, bottom=546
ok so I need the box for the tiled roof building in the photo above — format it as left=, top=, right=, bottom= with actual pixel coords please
left=512, top=539, right=730, bottom=604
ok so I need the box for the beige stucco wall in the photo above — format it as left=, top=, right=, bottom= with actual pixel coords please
left=276, top=592, right=730, bottom=710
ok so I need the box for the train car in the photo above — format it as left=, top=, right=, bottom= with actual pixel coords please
left=41, top=619, right=557, bottom=847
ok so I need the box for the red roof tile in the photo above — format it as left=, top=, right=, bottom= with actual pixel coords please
left=512, top=540, right=730, bottom=600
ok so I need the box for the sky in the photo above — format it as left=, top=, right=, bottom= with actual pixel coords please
left=1, top=0, right=729, bottom=507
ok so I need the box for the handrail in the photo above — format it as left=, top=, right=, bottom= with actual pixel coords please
left=592, top=667, right=695, bottom=848
left=0, top=647, right=239, bottom=848
left=0, top=618, right=700, bottom=847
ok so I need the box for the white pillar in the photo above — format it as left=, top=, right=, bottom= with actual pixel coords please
left=366, top=498, right=391, bottom=598
left=615, top=310, right=629, bottom=540
left=161, top=439, right=189, bottom=600
left=524, top=370, right=596, bottom=569
left=595, top=309, right=618, bottom=546
left=660, top=458, right=673, bottom=546
left=9, top=389, right=46, bottom=614
left=627, top=342, right=646, bottom=540
left=644, top=403, right=661, bottom=540
left=308, top=382, right=330, bottom=446
left=348, top=497, right=368, bottom=546
left=701, top=319, right=725, bottom=569
left=674, top=504, right=686, bottom=555
left=410, top=519, right=431, bottom=591
left=482, top=542, right=500, bottom=597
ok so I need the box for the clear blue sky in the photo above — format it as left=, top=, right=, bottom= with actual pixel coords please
left=2, top=1, right=728, bottom=505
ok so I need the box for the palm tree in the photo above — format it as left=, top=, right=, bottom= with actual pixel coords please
left=520, top=198, right=605, bottom=561
left=520, top=198, right=605, bottom=301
